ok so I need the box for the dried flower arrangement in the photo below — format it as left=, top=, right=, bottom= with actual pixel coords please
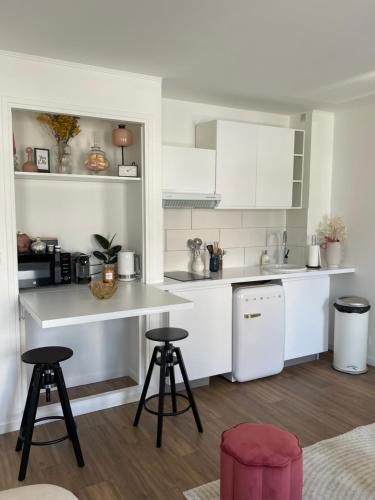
left=317, top=215, right=347, bottom=246
left=37, top=114, right=81, bottom=144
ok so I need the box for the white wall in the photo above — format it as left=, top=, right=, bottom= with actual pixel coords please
left=0, top=51, right=162, bottom=433
left=330, top=100, right=375, bottom=363
left=162, top=98, right=296, bottom=269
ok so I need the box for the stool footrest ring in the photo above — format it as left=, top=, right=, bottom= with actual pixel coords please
left=144, top=393, right=191, bottom=417
left=19, top=416, right=69, bottom=446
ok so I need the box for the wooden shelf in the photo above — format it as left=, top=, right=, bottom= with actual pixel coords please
left=14, top=172, right=141, bottom=183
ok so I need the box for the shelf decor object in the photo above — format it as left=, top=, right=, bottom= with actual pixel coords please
left=112, top=124, right=133, bottom=174
left=21, top=147, right=38, bottom=172
left=34, top=148, right=50, bottom=173
left=37, top=114, right=81, bottom=174
left=317, top=215, right=347, bottom=268
left=84, top=143, right=109, bottom=172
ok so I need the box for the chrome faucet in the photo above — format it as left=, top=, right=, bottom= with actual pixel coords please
left=282, top=230, right=289, bottom=264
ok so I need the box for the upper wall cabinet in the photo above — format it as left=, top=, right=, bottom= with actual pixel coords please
left=256, top=126, right=294, bottom=207
left=196, top=120, right=304, bottom=210
left=162, top=145, right=216, bottom=193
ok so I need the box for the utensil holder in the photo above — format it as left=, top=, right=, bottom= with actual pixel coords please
left=209, top=254, right=220, bottom=272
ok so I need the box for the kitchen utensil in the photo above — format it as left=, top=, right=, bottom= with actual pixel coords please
left=187, top=239, right=195, bottom=250
left=206, top=244, right=213, bottom=255
left=193, top=237, right=202, bottom=248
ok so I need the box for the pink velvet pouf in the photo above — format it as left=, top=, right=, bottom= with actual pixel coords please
left=220, top=423, right=303, bottom=500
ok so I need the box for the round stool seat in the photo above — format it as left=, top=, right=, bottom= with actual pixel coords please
left=221, top=423, right=303, bottom=500
left=21, top=346, right=73, bottom=365
left=146, top=327, right=188, bottom=342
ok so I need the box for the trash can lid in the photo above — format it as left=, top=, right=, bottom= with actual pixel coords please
left=335, top=296, right=370, bottom=308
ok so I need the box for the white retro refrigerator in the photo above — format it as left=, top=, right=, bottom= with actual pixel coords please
left=232, top=284, right=285, bottom=382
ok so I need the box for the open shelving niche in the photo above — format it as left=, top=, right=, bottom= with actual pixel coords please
left=12, top=107, right=145, bottom=404
left=291, top=129, right=305, bottom=209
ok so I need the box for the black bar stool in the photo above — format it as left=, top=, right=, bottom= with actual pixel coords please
left=15, top=346, right=84, bottom=481
left=133, top=327, right=203, bottom=447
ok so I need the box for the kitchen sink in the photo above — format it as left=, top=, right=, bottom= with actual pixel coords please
left=263, top=264, right=307, bottom=273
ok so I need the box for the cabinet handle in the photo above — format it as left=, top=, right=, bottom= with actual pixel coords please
left=244, top=313, right=261, bottom=319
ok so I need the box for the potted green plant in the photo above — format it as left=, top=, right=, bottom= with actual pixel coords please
left=93, top=234, right=122, bottom=284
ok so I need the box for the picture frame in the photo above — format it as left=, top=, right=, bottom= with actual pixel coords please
left=34, top=148, right=50, bottom=173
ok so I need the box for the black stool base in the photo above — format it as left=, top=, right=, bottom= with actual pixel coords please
left=16, top=359, right=84, bottom=481
left=133, top=337, right=203, bottom=448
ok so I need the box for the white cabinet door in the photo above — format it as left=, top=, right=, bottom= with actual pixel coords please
left=168, top=284, right=232, bottom=382
left=162, top=145, right=216, bottom=193
left=283, top=276, right=330, bottom=360
left=256, top=126, right=294, bottom=207
left=216, top=121, right=257, bottom=209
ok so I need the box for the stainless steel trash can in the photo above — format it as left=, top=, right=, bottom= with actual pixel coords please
left=333, top=296, right=371, bottom=374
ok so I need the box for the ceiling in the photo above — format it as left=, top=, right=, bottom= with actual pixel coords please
left=1, top=0, right=375, bottom=113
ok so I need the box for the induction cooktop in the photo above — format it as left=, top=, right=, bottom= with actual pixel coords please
left=164, top=271, right=212, bottom=282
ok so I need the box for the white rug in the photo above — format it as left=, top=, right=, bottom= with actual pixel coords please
left=183, top=423, right=375, bottom=499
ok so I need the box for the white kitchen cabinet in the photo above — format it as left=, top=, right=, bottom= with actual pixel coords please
left=196, top=120, right=257, bottom=208
left=162, top=145, right=216, bottom=193
left=168, top=284, right=232, bottom=382
left=282, top=276, right=330, bottom=360
left=196, top=120, right=300, bottom=209
left=256, top=126, right=294, bottom=207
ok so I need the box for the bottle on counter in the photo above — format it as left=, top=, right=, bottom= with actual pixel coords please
left=261, top=249, right=270, bottom=267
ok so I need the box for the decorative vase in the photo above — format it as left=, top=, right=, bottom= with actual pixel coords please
left=192, top=252, right=204, bottom=273
left=21, top=147, right=38, bottom=172
left=54, top=141, right=72, bottom=174
left=326, top=241, right=342, bottom=268
left=17, top=232, right=31, bottom=253
left=102, top=263, right=116, bottom=284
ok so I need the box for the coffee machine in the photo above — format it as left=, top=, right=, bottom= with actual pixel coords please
left=72, top=253, right=91, bottom=284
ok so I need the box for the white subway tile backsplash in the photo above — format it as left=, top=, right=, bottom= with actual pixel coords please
left=285, top=208, right=308, bottom=228
left=192, top=209, right=242, bottom=229
left=164, top=250, right=191, bottom=271
left=164, top=209, right=191, bottom=229
left=222, top=248, right=245, bottom=268
left=220, top=228, right=266, bottom=248
left=242, top=210, right=286, bottom=228
left=244, top=247, right=263, bottom=266
left=166, top=228, right=220, bottom=251
left=162, top=208, right=306, bottom=272
left=286, top=227, right=307, bottom=246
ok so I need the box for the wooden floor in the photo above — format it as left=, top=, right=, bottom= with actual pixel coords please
left=1, top=354, right=375, bottom=499
left=39, top=376, right=137, bottom=407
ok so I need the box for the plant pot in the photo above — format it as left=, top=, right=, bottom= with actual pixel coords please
left=326, top=242, right=342, bottom=268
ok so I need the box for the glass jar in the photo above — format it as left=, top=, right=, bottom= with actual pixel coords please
left=31, top=237, right=47, bottom=254
left=84, top=143, right=109, bottom=173
left=102, top=263, right=116, bottom=284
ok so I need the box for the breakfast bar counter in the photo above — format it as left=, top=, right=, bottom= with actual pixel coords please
left=19, top=281, right=193, bottom=328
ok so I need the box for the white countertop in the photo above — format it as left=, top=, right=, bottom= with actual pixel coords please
left=19, top=281, right=193, bottom=329
left=156, top=265, right=355, bottom=290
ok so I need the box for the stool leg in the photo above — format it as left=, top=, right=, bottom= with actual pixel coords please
left=16, top=366, right=37, bottom=452
left=175, top=347, right=203, bottom=433
left=134, top=346, right=158, bottom=427
left=18, top=366, right=42, bottom=481
left=54, top=364, right=84, bottom=468
left=169, top=362, right=178, bottom=414
left=156, top=348, right=167, bottom=448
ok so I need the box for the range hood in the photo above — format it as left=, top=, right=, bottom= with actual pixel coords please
left=162, top=192, right=222, bottom=209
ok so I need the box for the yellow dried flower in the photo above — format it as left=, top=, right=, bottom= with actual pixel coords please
left=37, top=114, right=81, bottom=143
